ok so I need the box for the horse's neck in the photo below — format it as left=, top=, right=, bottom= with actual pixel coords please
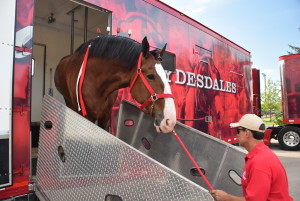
left=85, top=57, right=135, bottom=96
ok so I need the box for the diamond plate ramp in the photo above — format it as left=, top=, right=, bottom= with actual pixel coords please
left=35, top=95, right=213, bottom=201
left=116, top=100, right=246, bottom=196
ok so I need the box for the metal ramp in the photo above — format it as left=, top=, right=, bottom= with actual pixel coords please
left=116, top=100, right=246, bottom=196
left=35, top=95, right=213, bottom=201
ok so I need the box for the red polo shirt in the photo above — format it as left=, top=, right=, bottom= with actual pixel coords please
left=242, top=141, right=293, bottom=201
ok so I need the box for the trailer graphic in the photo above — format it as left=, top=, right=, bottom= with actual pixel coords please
left=1, top=0, right=253, bottom=199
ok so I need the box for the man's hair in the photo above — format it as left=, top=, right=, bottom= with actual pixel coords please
left=249, top=129, right=264, bottom=140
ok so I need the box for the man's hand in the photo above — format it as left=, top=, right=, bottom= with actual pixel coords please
left=211, top=190, right=230, bottom=201
left=211, top=190, right=246, bottom=201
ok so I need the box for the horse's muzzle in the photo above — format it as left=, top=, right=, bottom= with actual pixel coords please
left=154, top=113, right=176, bottom=133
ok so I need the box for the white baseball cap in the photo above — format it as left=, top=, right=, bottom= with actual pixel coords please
left=230, top=114, right=265, bottom=132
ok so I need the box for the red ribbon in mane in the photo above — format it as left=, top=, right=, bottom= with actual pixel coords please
left=78, top=43, right=92, bottom=116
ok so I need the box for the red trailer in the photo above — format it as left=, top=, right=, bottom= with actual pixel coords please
left=0, top=0, right=253, bottom=199
left=264, top=53, right=300, bottom=150
left=252, top=68, right=262, bottom=117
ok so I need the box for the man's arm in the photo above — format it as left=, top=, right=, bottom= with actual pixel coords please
left=211, top=190, right=246, bottom=201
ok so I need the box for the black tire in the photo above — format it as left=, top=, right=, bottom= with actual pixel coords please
left=278, top=126, right=300, bottom=151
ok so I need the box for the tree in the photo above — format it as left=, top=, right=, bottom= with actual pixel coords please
left=261, top=78, right=282, bottom=124
left=287, top=28, right=300, bottom=54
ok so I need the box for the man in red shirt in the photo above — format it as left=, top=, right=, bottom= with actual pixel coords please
left=211, top=114, right=293, bottom=201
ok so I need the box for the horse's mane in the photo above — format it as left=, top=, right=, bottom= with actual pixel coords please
left=75, top=35, right=142, bottom=69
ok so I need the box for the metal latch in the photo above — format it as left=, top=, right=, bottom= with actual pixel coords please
left=205, top=116, right=212, bottom=122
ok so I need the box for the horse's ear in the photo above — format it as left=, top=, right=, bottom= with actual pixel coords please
left=142, top=37, right=150, bottom=57
left=158, top=43, right=167, bottom=57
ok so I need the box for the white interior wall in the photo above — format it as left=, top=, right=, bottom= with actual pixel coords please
left=31, top=23, right=83, bottom=122
left=31, top=0, right=110, bottom=123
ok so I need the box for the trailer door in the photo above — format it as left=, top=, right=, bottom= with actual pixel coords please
left=0, top=0, right=16, bottom=188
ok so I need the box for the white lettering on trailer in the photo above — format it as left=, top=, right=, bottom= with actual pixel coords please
left=166, top=69, right=237, bottom=94
left=186, top=72, right=196, bottom=86
left=174, top=69, right=186, bottom=84
left=204, top=76, right=212, bottom=89
left=166, top=70, right=173, bottom=83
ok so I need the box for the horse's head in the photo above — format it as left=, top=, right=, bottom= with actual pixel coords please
left=130, top=37, right=176, bottom=133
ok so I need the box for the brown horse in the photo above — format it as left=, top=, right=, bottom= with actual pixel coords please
left=54, top=35, right=176, bottom=133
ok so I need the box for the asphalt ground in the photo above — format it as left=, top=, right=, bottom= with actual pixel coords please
left=269, top=139, right=300, bottom=200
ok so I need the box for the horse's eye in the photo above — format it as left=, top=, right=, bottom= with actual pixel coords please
left=146, top=74, right=155, bottom=81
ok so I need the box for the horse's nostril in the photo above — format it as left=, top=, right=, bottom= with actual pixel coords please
left=166, top=119, right=170, bottom=126
left=154, top=114, right=163, bottom=126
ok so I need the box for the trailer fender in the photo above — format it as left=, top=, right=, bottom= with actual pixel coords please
left=263, top=129, right=272, bottom=146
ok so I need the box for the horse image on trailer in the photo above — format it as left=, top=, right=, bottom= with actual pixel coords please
left=0, top=0, right=252, bottom=200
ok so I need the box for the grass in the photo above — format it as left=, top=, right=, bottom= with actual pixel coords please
left=262, top=116, right=276, bottom=126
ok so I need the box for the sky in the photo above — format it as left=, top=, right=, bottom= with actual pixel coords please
left=159, top=0, right=300, bottom=91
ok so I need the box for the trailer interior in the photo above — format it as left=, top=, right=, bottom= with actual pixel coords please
left=31, top=0, right=111, bottom=171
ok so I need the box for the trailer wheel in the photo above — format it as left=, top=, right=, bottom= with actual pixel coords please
left=278, top=126, right=300, bottom=151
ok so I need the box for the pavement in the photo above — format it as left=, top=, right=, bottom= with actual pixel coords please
left=269, top=139, right=300, bottom=200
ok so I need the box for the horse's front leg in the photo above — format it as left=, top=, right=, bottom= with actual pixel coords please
left=97, top=91, right=118, bottom=131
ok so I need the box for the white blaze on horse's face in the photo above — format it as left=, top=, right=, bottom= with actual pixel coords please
left=154, top=63, right=176, bottom=133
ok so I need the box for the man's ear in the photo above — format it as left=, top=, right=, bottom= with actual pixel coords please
left=245, top=129, right=251, bottom=138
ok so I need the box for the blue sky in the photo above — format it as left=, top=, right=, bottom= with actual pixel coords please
left=160, top=0, right=300, bottom=91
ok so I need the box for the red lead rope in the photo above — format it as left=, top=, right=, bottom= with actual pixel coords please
left=172, top=130, right=214, bottom=191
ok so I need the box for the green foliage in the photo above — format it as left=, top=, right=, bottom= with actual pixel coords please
left=273, top=113, right=283, bottom=125
left=287, top=45, right=300, bottom=54
left=261, top=78, right=282, bottom=125
left=262, top=113, right=283, bottom=126
left=287, top=28, right=300, bottom=54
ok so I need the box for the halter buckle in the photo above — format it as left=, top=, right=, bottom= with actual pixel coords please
left=137, top=69, right=142, bottom=73
left=151, top=94, right=158, bottom=102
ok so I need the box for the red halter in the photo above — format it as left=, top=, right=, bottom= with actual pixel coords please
left=129, top=53, right=173, bottom=111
